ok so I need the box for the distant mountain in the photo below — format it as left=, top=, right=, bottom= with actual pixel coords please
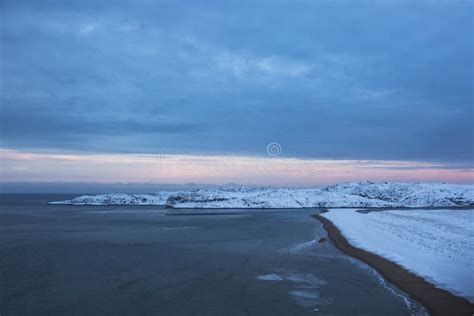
left=50, top=182, right=474, bottom=208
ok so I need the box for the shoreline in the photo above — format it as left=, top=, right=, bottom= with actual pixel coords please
left=48, top=202, right=474, bottom=210
left=312, top=213, right=474, bottom=316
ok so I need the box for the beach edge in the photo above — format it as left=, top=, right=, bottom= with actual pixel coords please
left=311, top=213, right=474, bottom=316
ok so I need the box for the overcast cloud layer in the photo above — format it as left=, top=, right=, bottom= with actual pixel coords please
left=1, top=0, right=473, bottom=163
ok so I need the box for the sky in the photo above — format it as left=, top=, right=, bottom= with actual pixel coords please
left=1, top=0, right=473, bottom=190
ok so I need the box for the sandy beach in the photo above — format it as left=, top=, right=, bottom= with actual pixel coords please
left=313, top=212, right=474, bottom=316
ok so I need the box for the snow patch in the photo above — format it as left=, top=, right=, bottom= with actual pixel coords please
left=289, top=290, right=320, bottom=299
left=257, top=273, right=284, bottom=281
left=322, top=208, right=474, bottom=303
left=257, top=271, right=329, bottom=309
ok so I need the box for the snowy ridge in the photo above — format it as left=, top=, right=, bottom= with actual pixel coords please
left=49, top=193, right=173, bottom=206
left=322, top=182, right=474, bottom=207
left=50, top=182, right=474, bottom=208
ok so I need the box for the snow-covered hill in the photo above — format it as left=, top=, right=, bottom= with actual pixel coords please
left=49, top=192, right=173, bottom=206
left=322, top=182, right=474, bottom=207
left=50, top=182, right=474, bottom=208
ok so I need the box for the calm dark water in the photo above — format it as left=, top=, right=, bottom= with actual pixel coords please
left=0, top=194, right=418, bottom=315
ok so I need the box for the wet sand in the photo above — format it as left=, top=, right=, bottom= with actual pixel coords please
left=313, top=212, right=474, bottom=316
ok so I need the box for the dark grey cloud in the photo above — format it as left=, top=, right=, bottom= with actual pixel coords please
left=1, top=0, right=473, bottom=162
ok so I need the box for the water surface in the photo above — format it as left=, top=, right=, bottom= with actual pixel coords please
left=0, top=194, right=418, bottom=315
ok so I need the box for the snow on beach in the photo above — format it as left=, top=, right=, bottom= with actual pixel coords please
left=322, top=208, right=474, bottom=302
left=50, top=182, right=474, bottom=208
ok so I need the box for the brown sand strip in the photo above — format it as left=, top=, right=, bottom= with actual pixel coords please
left=312, top=213, right=474, bottom=316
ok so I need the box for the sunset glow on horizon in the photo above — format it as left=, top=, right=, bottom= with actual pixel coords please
left=1, top=148, right=472, bottom=187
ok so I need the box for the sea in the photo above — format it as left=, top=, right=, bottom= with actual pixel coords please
left=0, top=194, right=420, bottom=315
